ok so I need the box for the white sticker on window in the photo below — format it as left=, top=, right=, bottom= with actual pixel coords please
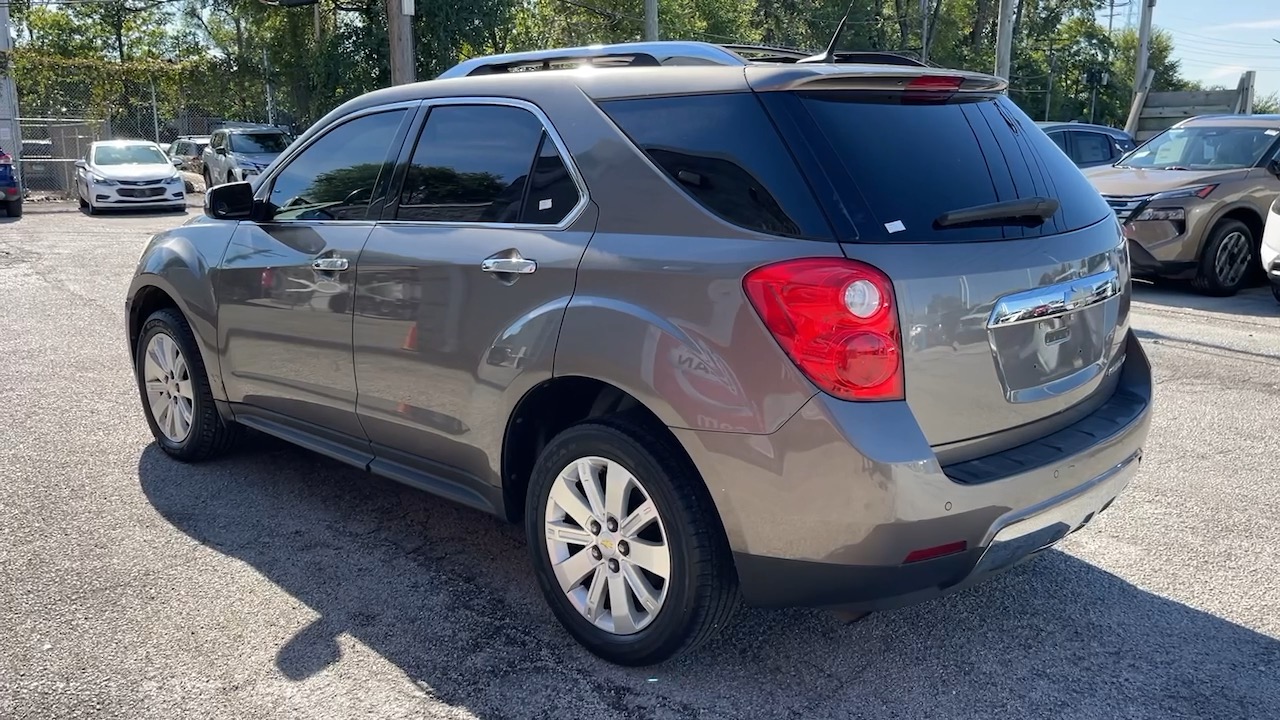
left=538, top=198, right=553, bottom=211
left=1267, top=129, right=1279, bottom=136
left=885, top=220, right=906, bottom=233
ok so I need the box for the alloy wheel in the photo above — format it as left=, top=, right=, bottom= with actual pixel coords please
left=1214, top=231, right=1251, bottom=287
left=543, top=456, right=672, bottom=635
left=142, top=332, right=195, bottom=443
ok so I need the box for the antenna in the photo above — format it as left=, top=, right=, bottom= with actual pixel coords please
left=797, top=0, right=859, bottom=64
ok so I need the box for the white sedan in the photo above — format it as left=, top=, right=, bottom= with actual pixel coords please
left=1263, top=196, right=1280, bottom=303
left=76, top=140, right=186, bottom=215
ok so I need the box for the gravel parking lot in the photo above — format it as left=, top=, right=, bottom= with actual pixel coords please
left=2, top=204, right=1278, bottom=720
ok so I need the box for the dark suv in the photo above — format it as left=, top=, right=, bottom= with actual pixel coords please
left=126, top=41, right=1153, bottom=666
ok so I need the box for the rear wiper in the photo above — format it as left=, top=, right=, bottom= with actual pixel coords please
left=933, top=197, right=1059, bottom=229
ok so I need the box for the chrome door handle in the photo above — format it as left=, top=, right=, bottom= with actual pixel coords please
left=481, top=257, right=537, bottom=274
left=312, top=257, right=349, bottom=272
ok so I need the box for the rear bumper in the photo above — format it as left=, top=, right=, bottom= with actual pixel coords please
left=674, top=330, right=1153, bottom=610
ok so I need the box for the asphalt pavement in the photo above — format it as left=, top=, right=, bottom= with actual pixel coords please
left=1, top=204, right=1278, bottom=720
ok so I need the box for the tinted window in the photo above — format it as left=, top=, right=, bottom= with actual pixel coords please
left=1049, top=132, right=1069, bottom=153
left=599, top=93, right=830, bottom=239
left=797, top=92, right=1109, bottom=241
left=398, top=105, right=546, bottom=223
left=521, top=134, right=580, bottom=224
left=1073, top=132, right=1112, bottom=164
left=232, top=132, right=291, bottom=154
left=268, top=110, right=408, bottom=222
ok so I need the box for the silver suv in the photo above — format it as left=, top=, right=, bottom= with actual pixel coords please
left=126, top=41, right=1153, bottom=666
left=201, top=126, right=292, bottom=187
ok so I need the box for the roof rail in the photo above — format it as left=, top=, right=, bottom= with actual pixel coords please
left=437, top=41, right=748, bottom=80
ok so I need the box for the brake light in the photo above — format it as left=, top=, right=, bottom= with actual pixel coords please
left=0, top=152, right=11, bottom=166
left=905, top=75, right=965, bottom=91
left=903, top=540, right=968, bottom=564
left=743, top=258, right=903, bottom=401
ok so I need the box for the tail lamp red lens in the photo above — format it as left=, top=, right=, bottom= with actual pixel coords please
left=903, top=540, right=968, bottom=564
left=0, top=152, right=11, bottom=166
left=743, top=258, right=904, bottom=402
left=905, top=75, right=965, bottom=91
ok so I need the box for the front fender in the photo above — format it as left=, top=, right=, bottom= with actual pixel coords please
left=127, top=220, right=237, bottom=401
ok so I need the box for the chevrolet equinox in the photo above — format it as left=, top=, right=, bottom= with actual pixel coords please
left=126, top=41, right=1153, bottom=666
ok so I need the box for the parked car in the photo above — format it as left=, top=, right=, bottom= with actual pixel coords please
left=1084, top=114, right=1280, bottom=295
left=126, top=41, right=1152, bottom=667
left=76, top=140, right=187, bottom=214
left=201, top=126, right=292, bottom=187
left=168, top=136, right=210, bottom=175
left=1037, top=121, right=1137, bottom=168
left=1261, top=196, right=1280, bottom=302
left=0, top=146, right=21, bottom=217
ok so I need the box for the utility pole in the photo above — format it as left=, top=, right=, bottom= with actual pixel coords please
left=994, top=0, right=1015, bottom=81
left=1133, top=0, right=1156, bottom=97
left=644, top=0, right=659, bottom=42
left=1044, top=46, right=1056, bottom=121
left=920, top=0, right=929, bottom=64
left=0, top=0, right=23, bottom=185
left=387, top=0, right=416, bottom=85
left=263, top=48, right=275, bottom=126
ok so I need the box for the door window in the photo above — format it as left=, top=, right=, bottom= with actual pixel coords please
left=266, top=109, right=410, bottom=222
left=397, top=104, right=579, bottom=225
left=1048, top=132, right=1069, bottom=153
left=1071, top=132, right=1112, bottom=165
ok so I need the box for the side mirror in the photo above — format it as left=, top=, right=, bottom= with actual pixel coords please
left=171, top=157, right=184, bottom=167
left=215, top=147, right=228, bottom=155
left=205, top=181, right=256, bottom=220
left=74, top=159, right=86, bottom=169
left=1267, top=158, right=1280, bottom=179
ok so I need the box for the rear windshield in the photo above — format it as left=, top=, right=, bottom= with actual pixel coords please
left=794, top=92, right=1111, bottom=242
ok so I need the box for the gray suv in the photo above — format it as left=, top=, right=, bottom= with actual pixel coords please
left=126, top=41, right=1153, bottom=666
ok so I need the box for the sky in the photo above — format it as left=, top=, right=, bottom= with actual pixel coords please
left=1124, top=0, right=1280, bottom=99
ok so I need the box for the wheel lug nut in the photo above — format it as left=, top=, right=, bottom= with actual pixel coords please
left=617, top=540, right=629, bottom=556
left=606, top=517, right=618, bottom=532
left=590, top=546, right=602, bottom=560
left=607, top=558, right=619, bottom=573
left=589, top=520, right=601, bottom=535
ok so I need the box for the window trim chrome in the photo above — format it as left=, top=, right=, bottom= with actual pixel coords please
left=376, top=96, right=591, bottom=232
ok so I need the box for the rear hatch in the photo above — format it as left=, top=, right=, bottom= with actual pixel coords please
left=758, top=74, right=1129, bottom=454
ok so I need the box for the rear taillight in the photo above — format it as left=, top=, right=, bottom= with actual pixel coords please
left=0, top=152, right=12, bottom=166
left=743, top=258, right=903, bottom=402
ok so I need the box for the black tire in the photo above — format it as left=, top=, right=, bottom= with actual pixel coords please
left=1192, top=219, right=1254, bottom=296
left=4, top=199, right=20, bottom=218
left=1271, top=283, right=1280, bottom=304
left=203, top=170, right=212, bottom=189
left=78, top=193, right=88, bottom=211
left=526, top=417, right=739, bottom=666
left=226, top=171, right=235, bottom=185
left=134, top=308, right=239, bottom=462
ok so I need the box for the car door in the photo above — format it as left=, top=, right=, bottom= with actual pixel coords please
left=217, top=104, right=418, bottom=453
left=352, top=99, right=595, bottom=504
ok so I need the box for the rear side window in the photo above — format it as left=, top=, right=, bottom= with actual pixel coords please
left=598, top=93, right=831, bottom=239
left=397, top=104, right=580, bottom=225
left=796, top=92, right=1111, bottom=242
left=1072, top=131, right=1112, bottom=164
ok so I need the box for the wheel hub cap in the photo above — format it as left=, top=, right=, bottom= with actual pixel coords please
left=544, top=456, right=672, bottom=635
left=142, top=332, right=195, bottom=443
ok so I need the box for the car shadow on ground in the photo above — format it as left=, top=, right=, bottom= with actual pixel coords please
left=1132, top=279, right=1279, bottom=318
left=137, top=440, right=1280, bottom=719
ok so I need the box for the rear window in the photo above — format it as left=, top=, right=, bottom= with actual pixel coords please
left=598, top=93, right=831, bottom=239
left=795, top=92, right=1111, bottom=242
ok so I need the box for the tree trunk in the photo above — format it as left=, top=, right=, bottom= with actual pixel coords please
left=971, top=0, right=992, bottom=52
left=893, top=0, right=910, bottom=49
left=927, top=0, right=945, bottom=59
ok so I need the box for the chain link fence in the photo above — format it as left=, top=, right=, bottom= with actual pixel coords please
left=12, top=53, right=298, bottom=195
